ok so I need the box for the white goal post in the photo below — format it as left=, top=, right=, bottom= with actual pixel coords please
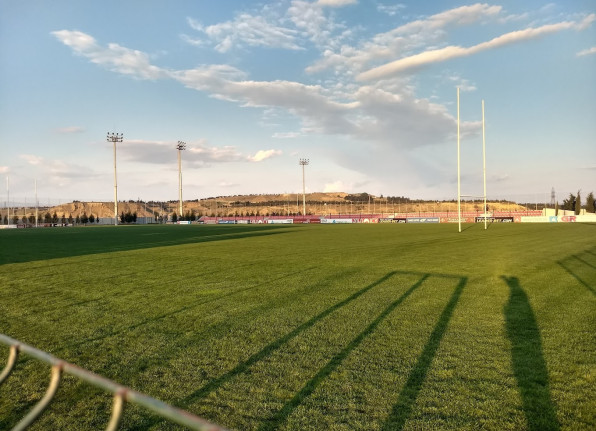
left=457, top=88, right=487, bottom=232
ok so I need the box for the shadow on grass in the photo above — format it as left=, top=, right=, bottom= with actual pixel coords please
left=258, top=274, right=433, bottom=431
left=380, top=276, right=467, bottom=431
left=53, top=266, right=319, bottom=357
left=502, top=276, right=559, bottom=431
left=557, top=246, right=596, bottom=296
left=0, top=224, right=294, bottom=265
left=130, top=271, right=401, bottom=430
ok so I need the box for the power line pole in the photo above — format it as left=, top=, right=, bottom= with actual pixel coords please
left=299, top=158, right=309, bottom=216
left=107, top=132, right=123, bottom=226
left=176, top=141, right=186, bottom=219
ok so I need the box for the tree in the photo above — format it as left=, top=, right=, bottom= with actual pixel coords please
left=3, top=215, right=7, bottom=224
left=575, top=190, right=582, bottom=215
left=68, top=214, right=74, bottom=224
left=75, top=215, right=81, bottom=224
left=89, top=214, right=95, bottom=223
left=132, top=212, right=137, bottom=223
left=120, top=211, right=126, bottom=224
left=172, top=212, right=178, bottom=223
left=61, top=214, right=66, bottom=225
left=52, top=212, right=58, bottom=224
left=562, top=193, right=576, bottom=211
left=12, top=215, right=19, bottom=224
left=586, top=192, right=595, bottom=214
left=22, top=215, right=28, bottom=225
left=28, top=215, right=35, bottom=224
left=44, top=212, right=51, bottom=224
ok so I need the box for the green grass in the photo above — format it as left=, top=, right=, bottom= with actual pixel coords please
left=0, top=223, right=594, bottom=430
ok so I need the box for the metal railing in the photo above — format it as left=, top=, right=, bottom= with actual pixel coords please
left=0, top=333, right=228, bottom=431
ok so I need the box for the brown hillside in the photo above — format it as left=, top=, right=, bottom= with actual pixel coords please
left=18, top=193, right=530, bottom=220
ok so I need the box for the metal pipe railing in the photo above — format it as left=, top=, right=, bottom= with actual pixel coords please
left=0, top=333, right=228, bottom=431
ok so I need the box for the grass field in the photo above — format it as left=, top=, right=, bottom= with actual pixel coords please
left=0, top=223, right=595, bottom=430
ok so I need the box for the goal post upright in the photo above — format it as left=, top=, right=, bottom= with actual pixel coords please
left=457, top=88, right=461, bottom=233
left=482, top=99, right=487, bottom=230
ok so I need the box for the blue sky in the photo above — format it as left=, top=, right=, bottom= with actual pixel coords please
left=1, top=0, right=595, bottom=204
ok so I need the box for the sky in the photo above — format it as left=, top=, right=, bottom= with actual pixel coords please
left=1, top=0, right=595, bottom=205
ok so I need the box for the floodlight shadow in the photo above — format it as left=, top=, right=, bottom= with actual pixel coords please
left=381, top=276, right=466, bottom=431
left=259, top=273, right=431, bottom=431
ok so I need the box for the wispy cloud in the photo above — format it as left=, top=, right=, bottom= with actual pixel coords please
left=20, top=154, right=44, bottom=165
left=51, top=30, right=166, bottom=80
left=55, top=126, right=85, bottom=134
left=248, top=149, right=282, bottom=162
left=577, top=46, right=596, bottom=56
left=358, top=15, right=596, bottom=80
left=272, top=132, right=301, bottom=138
left=317, top=0, right=357, bottom=7
left=184, top=13, right=302, bottom=52
left=118, top=139, right=266, bottom=166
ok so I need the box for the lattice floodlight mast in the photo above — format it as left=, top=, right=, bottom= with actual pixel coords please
left=107, top=132, right=123, bottom=226
left=299, top=158, right=309, bottom=216
left=457, top=88, right=487, bottom=232
left=177, top=141, right=186, bottom=219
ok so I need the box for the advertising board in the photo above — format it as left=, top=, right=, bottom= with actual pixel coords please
left=407, top=217, right=439, bottom=223
left=521, top=216, right=549, bottom=223
left=267, top=219, right=293, bottom=224
left=474, top=216, right=514, bottom=223
left=321, top=218, right=352, bottom=224
left=218, top=220, right=236, bottom=224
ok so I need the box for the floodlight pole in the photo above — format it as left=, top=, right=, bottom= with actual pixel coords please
left=35, top=179, right=38, bottom=228
left=107, top=132, right=123, bottom=226
left=482, top=100, right=487, bottom=230
left=176, top=141, right=186, bottom=219
left=299, top=158, right=309, bottom=216
left=6, top=176, right=9, bottom=225
left=457, top=88, right=461, bottom=233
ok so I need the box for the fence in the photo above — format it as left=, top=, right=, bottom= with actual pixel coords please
left=0, top=333, right=227, bottom=431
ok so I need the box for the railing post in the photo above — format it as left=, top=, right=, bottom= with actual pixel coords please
left=13, top=364, right=63, bottom=431
left=0, top=344, right=19, bottom=385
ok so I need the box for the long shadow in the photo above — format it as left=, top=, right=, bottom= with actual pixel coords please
left=557, top=259, right=596, bottom=296
left=180, top=271, right=400, bottom=407
left=53, top=266, right=319, bottom=356
left=380, top=276, right=467, bottom=431
left=130, top=271, right=400, bottom=430
left=502, top=276, right=560, bottom=431
left=0, top=224, right=294, bottom=265
left=259, top=274, right=430, bottom=431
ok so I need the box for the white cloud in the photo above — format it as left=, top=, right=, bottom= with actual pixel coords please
left=52, top=30, right=166, bottom=80
left=248, top=149, right=282, bottom=162
left=577, top=46, right=596, bottom=56
left=119, top=139, right=262, bottom=166
left=307, top=3, right=502, bottom=75
left=272, top=132, right=301, bottom=138
left=186, top=12, right=302, bottom=52
left=317, top=0, right=357, bottom=7
left=20, top=154, right=44, bottom=165
left=358, top=16, right=595, bottom=80
left=376, top=3, right=405, bottom=17
left=55, top=126, right=85, bottom=134
left=323, top=180, right=346, bottom=192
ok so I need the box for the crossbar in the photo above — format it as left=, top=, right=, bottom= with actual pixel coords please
left=0, top=333, right=228, bottom=431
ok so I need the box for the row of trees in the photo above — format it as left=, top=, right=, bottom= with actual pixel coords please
left=2, top=212, right=101, bottom=225
left=560, top=191, right=595, bottom=214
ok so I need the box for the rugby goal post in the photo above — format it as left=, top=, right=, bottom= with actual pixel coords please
left=457, top=88, right=487, bottom=232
